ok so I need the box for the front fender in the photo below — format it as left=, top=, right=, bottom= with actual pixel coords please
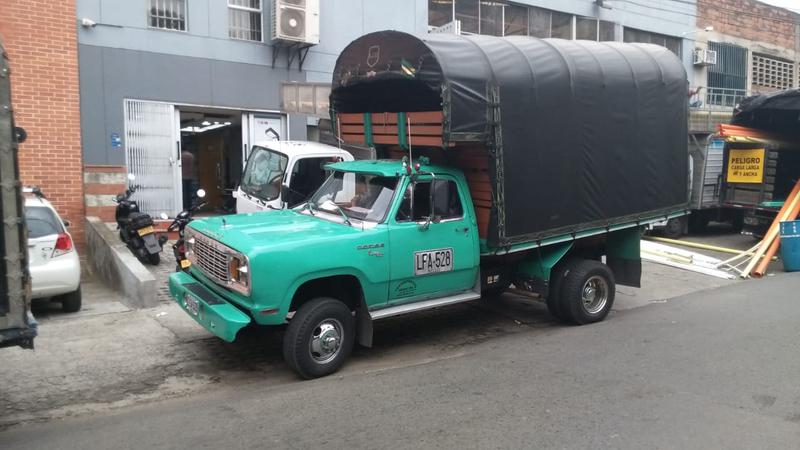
left=253, top=267, right=383, bottom=326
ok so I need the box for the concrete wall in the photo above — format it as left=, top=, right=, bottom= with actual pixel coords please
left=85, top=216, right=158, bottom=309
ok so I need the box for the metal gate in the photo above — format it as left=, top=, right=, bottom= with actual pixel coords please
left=707, top=42, right=748, bottom=107
left=123, top=100, right=182, bottom=216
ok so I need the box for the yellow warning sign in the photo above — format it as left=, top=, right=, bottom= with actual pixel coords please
left=727, top=148, right=765, bottom=184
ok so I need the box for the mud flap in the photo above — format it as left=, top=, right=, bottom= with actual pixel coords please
left=606, top=227, right=642, bottom=288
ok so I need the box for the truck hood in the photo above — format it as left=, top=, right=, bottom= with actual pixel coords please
left=187, top=210, right=361, bottom=251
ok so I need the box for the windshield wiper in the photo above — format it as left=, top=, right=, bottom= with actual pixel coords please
left=303, top=201, right=316, bottom=216
left=320, top=200, right=352, bottom=227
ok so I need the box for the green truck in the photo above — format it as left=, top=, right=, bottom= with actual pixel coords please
left=1, top=39, right=37, bottom=349
left=169, top=32, right=689, bottom=378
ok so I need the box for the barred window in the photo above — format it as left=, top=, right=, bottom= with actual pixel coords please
left=752, top=54, right=795, bottom=90
left=149, top=0, right=186, bottom=31
left=229, top=0, right=263, bottom=42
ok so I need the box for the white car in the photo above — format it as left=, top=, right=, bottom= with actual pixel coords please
left=24, top=189, right=81, bottom=312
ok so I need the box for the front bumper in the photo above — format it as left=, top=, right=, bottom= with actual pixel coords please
left=168, top=272, right=251, bottom=342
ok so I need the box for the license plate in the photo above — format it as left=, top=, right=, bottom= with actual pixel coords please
left=184, top=294, right=199, bottom=316
left=180, top=259, right=191, bottom=269
left=137, top=226, right=155, bottom=236
left=414, top=248, right=454, bottom=276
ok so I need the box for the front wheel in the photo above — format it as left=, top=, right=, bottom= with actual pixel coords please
left=555, top=259, right=615, bottom=325
left=283, top=297, right=355, bottom=379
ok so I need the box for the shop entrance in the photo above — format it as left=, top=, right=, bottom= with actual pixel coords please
left=124, top=100, right=287, bottom=216
left=179, top=107, right=242, bottom=213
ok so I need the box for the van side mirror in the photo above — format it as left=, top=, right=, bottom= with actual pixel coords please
left=281, top=184, right=304, bottom=207
left=63, top=219, right=71, bottom=228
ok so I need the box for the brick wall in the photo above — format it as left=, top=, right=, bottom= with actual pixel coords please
left=698, top=0, right=799, bottom=50
left=0, top=1, right=85, bottom=245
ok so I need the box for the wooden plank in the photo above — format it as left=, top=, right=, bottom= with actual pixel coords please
left=339, top=113, right=364, bottom=124
left=408, top=111, right=444, bottom=123
left=340, top=125, right=365, bottom=133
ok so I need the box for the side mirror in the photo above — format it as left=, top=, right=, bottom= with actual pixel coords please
left=281, top=184, right=304, bottom=206
left=14, top=127, right=27, bottom=143
left=63, top=219, right=71, bottom=228
left=159, top=212, right=169, bottom=220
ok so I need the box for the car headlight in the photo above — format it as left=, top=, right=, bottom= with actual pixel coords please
left=227, top=253, right=251, bottom=295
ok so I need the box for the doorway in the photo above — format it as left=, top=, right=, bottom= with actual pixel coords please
left=179, top=107, right=243, bottom=213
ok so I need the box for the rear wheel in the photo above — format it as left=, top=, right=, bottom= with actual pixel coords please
left=60, top=287, right=82, bottom=313
left=546, top=261, right=572, bottom=321
left=663, top=217, right=685, bottom=239
left=555, top=259, right=615, bottom=325
left=145, top=253, right=160, bottom=265
left=283, top=297, right=355, bottom=379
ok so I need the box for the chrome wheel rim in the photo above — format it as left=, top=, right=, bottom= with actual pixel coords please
left=582, top=275, right=609, bottom=315
left=309, top=319, right=343, bottom=364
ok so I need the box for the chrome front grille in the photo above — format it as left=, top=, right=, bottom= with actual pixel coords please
left=190, top=232, right=230, bottom=286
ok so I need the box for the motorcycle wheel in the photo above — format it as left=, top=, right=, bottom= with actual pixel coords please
left=145, top=253, right=161, bottom=265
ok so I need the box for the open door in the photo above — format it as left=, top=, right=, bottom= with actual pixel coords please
left=242, top=113, right=286, bottom=164
left=124, top=100, right=182, bottom=216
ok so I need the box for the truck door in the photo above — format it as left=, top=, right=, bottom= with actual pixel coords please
left=388, top=176, right=478, bottom=303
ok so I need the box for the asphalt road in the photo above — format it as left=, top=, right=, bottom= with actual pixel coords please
left=2, top=273, right=799, bottom=449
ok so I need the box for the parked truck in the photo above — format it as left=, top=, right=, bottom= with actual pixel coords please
left=721, top=90, right=800, bottom=238
left=234, top=140, right=354, bottom=213
left=0, top=39, right=37, bottom=349
left=169, top=31, right=689, bottom=378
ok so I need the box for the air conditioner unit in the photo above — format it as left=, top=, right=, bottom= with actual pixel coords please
left=693, top=49, right=717, bottom=66
left=271, top=0, right=320, bottom=45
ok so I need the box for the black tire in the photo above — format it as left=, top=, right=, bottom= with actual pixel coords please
left=144, top=253, right=160, bottom=265
left=556, top=259, right=615, bottom=325
left=60, top=287, right=82, bottom=313
left=731, top=214, right=744, bottom=233
left=283, top=297, right=355, bottom=379
left=481, top=282, right=510, bottom=299
left=688, top=214, right=709, bottom=234
left=663, top=217, right=684, bottom=239
left=546, top=261, right=572, bottom=321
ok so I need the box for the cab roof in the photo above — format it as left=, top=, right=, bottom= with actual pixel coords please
left=253, top=140, right=352, bottom=157
left=326, top=159, right=455, bottom=177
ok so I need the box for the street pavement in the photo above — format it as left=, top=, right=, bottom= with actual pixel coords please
left=1, top=264, right=798, bottom=448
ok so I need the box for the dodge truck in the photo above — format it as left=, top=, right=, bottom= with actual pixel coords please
left=169, top=31, right=689, bottom=378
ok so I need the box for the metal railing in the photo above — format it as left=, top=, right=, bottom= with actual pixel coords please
left=689, top=87, right=750, bottom=111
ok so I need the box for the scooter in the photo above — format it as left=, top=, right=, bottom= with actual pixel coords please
left=114, top=174, right=168, bottom=265
left=168, top=188, right=206, bottom=272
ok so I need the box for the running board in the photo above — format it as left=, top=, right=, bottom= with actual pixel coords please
left=369, top=291, right=481, bottom=320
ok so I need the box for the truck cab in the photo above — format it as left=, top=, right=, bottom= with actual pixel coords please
left=234, top=140, right=353, bottom=213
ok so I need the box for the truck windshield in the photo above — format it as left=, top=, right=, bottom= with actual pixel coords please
left=309, top=171, right=398, bottom=223
left=240, top=146, right=289, bottom=202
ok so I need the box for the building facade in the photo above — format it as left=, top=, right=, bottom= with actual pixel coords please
left=0, top=1, right=85, bottom=245
left=694, top=0, right=799, bottom=108
left=77, top=0, right=699, bottom=220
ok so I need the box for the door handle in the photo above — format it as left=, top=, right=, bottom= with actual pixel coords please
left=456, top=226, right=469, bottom=233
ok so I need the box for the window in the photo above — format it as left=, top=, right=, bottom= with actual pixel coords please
left=311, top=172, right=398, bottom=223
left=599, top=21, right=615, bottom=41
left=623, top=27, right=682, bottom=57
left=289, top=157, right=336, bottom=204
left=455, top=0, right=479, bottom=34
left=504, top=4, right=528, bottom=36
left=550, top=11, right=573, bottom=39
left=752, top=54, right=795, bottom=91
left=528, top=7, right=550, bottom=38
left=576, top=17, right=597, bottom=41
left=240, top=147, right=288, bottom=202
left=429, top=0, right=454, bottom=28
left=479, top=1, right=504, bottom=36
left=25, top=206, right=63, bottom=239
left=149, top=0, right=186, bottom=31
left=228, top=0, right=262, bottom=42
left=707, top=41, right=748, bottom=107
left=397, top=180, right=463, bottom=222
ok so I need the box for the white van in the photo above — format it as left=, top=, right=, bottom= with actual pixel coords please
left=235, top=141, right=354, bottom=213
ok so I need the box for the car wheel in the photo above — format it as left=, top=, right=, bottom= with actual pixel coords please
left=556, top=259, right=615, bottom=325
left=283, top=297, right=355, bottom=379
left=60, top=287, right=82, bottom=313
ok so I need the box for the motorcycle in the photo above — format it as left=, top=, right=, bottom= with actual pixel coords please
left=168, top=188, right=206, bottom=271
left=114, top=174, right=168, bottom=265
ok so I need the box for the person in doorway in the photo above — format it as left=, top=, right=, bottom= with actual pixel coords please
left=182, top=146, right=198, bottom=210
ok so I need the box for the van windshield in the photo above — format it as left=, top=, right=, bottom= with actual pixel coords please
left=309, top=171, right=398, bottom=223
left=240, top=146, right=289, bottom=202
